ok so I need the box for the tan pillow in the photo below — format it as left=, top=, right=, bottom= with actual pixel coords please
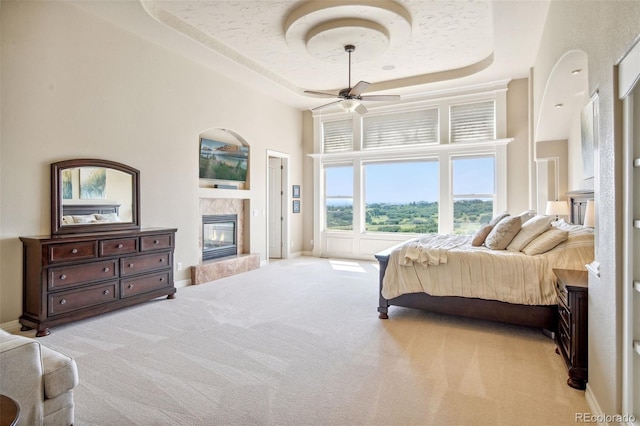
left=522, top=228, right=569, bottom=255
left=489, top=211, right=510, bottom=227
left=471, top=224, right=493, bottom=246
left=485, top=216, right=522, bottom=250
left=506, top=214, right=553, bottom=252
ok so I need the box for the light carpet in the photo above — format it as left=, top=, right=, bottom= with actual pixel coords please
left=36, top=256, right=589, bottom=425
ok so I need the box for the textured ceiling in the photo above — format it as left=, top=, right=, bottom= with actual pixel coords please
left=74, top=0, right=565, bottom=118
left=145, top=0, right=495, bottom=93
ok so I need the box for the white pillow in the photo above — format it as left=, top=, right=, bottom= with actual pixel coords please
left=507, top=214, right=553, bottom=252
left=522, top=228, right=569, bottom=255
left=485, top=215, right=522, bottom=250
left=489, top=211, right=510, bottom=227
left=72, top=214, right=96, bottom=224
left=471, top=224, right=493, bottom=246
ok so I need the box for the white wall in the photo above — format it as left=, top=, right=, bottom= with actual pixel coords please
left=0, top=1, right=304, bottom=324
left=533, top=0, right=640, bottom=415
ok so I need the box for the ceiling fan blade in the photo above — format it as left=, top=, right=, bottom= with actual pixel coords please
left=360, top=95, right=402, bottom=101
left=304, top=90, right=338, bottom=98
left=349, top=81, right=370, bottom=97
left=311, top=100, right=342, bottom=111
left=354, top=103, right=368, bottom=115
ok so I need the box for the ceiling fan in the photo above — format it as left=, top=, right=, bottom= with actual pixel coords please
left=305, top=44, right=401, bottom=114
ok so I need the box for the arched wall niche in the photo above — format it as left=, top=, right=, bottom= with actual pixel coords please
left=199, top=127, right=251, bottom=190
left=534, top=50, right=590, bottom=212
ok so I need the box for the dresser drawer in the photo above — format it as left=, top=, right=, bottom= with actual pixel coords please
left=48, top=282, right=118, bottom=316
left=556, top=281, right=568, bottom=306
left=558, top=302, right=570, bottom=332
left=121, top=271, right=171, bottom=298
left=140, top=234, right=173, bottom=252
left=120, top=252, right=171, bottom=276
left=558, top=319, right=571, bottom=358
left=99, top=237, right=138, bottom=256
left=48, top=260, right=118, bottom=290
left=48, top=241, right=97, bottom=263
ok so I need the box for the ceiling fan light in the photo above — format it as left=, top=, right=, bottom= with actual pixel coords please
left=341, top=99, right=359, bottom=112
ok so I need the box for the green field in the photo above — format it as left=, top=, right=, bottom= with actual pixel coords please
left=327, top=199, right=493, bottom=234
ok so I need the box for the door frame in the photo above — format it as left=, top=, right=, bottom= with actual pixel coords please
left=266, top=150, right=290, bottom=260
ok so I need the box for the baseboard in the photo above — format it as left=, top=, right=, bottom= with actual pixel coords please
left=0, top=320, right=22, bottom=334
left=174, top=278, right=191, bottom=288
left=584, top=384, right=612, bottom=426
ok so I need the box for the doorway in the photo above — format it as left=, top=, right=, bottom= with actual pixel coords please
left=267, top=151, right=289, bottom=260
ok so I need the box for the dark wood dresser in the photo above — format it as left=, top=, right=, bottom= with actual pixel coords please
left=19, top=227, right=177, bottom=336
left=553, top=268, right=588, bottom=390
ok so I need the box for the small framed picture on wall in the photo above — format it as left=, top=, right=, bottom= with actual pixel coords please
left=293, top=200, right=301, bottom=213
left=292, top=185, right=300, bottom=198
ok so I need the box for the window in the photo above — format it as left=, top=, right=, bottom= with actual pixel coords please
left=312, top=86, right=508, bottom=255
left=452, top=155, right=495, bottom=234
left=450, top=100, right=495, bottom=143
left=323, top=119, right=353, bottom=153
left=364, top=161, right=439, bottom=233
left=363, top=108, right=439, bottom=149
left=325, top=165, right=353, bottom=230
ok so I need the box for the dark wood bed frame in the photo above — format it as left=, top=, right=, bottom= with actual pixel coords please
left=62, top=203, right=120, bottom=216
left=375, top=191, right=594, bottom=331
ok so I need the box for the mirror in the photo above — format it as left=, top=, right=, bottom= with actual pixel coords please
left=51, top=159, right=140, bottom=235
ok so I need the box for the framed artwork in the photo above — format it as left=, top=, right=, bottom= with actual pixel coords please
left=292, top=200, right=300, bottom=213
left=62, top=169, right=73, bottom=199
left=80, top=167, right=106, bottom=199
left=292, top=185, right=300, bottom=198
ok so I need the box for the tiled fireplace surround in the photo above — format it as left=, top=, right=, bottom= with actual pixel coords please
left=190, top=198, right=259, bottom=285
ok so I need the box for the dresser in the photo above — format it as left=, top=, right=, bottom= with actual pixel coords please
left=19, top=227, right=177, bottom=336
left=553, top=268, right=588, bottom=390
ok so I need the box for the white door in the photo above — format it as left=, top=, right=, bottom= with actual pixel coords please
left=268, top=157, right=283, bottom=258
left=620, top=37, right=640, bottom=425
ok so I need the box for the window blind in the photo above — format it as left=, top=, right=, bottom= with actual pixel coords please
left=363, top=109, right=438, bottom=149
left=323, top=119, right=353, bottom=153
left=450, top=101, right=495, bottom=143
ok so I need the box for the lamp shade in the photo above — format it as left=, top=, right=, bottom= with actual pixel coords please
left=545, top=200, right=570, bottom=217
left=583, top=199, right=595, bottom=227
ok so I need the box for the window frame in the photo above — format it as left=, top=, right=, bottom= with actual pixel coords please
left=310, top=82, right=511, bottom=257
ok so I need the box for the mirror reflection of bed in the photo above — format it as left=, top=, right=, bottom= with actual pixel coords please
left=61, top=203, right=123, bottom=225
left=376, top=191, right=594, bottom=334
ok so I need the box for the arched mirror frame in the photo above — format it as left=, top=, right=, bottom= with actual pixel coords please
left=51, top=159, right=140, bottom=235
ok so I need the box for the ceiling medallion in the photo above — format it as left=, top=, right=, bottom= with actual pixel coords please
left=284, top=1, right=412, bottom=63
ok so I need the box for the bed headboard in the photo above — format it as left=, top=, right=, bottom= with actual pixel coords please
left=566, top=190, right=594, bottom=225
left=62, top=203, right=120, bottom=217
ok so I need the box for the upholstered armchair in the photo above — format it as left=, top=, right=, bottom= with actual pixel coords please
left=0, top=329, right=78, bottom=425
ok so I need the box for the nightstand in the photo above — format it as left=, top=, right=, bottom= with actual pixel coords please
left=553, top=268, right=588, bottom=390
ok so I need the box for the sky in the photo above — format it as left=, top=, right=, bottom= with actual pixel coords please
left=326, top=157, right=494, bottom=204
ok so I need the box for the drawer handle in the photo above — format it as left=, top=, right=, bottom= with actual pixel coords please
left=71, top=249, right=78, bottom=254
left=159, top=258, right=164, bottom=263
left=103, top=267, right=110, bottom=272
left=60, top=299, right=66, bottom=305
left=128, top=284, right=134, bottom=289
left=154, top=240, right=160, bottom=245
left=60, top=274, right=67, bottom=280
left=117, top=244, right=123, bottom=249
left=103, top=290, right=110, bottom=295
left=128, top=263, right=134, bottom=268
left=159, top=277, right=165, bottom=282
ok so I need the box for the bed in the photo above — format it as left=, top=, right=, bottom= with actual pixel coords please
left=375, top=193, right=594, bottom=331
left=60, top=203, right=121, bottom=225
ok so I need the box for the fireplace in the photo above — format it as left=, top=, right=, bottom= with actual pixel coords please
left=202, top=214, right=237, bottom=261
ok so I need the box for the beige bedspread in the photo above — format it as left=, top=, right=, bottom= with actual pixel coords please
left=382, top=227, right=594, bottom=305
